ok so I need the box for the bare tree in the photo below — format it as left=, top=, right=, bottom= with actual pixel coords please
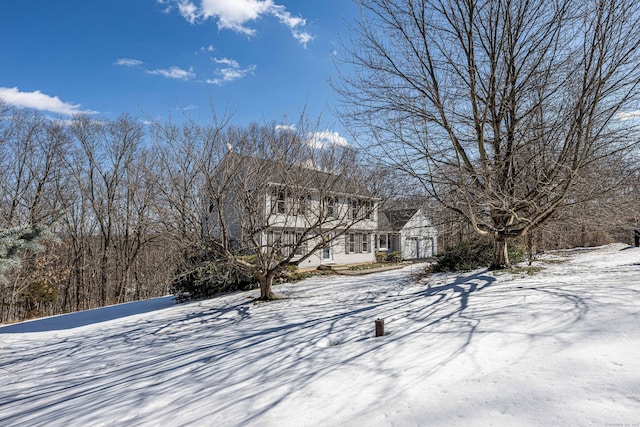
left=149, top=111, right=232, bottom=251
left=154, top=115, right=378, bottom=301
left=336, top=0, right=640, bottom=267
left=67, top=115, right=160, bottom=307
left=0, top=107, right=68, bottom=227
left=206, top=122, right=378, bottom=300
left=532, top=151, right=640, bottom=251
left=0, top=105, right=69, bottom=320
left=0, top=106, right=181, bottom=321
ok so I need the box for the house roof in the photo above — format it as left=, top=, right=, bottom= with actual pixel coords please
left=220, top=153, right=374, bottom=197
left=379, top=208, right=419, bottom=231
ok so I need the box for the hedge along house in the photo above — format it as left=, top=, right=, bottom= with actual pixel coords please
left=202, top=152, right=380, bottom=271
left=377, top=208, right=438, bottom=260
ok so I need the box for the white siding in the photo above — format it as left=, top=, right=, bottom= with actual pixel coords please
left=293, top=233, right=376, bottom=268
left=400, top=210, right=438, bottom=259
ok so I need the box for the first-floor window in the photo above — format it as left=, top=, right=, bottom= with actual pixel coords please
left=267, top=230, right=282, bottom=256
left=266, top=230, right=307, bottom=257
left=379, top=234, right=388, bottom=250
left=322, top=246, right=331, bottom=259
left=347, top=233, right=356, bottom=254
left=283, top=230, right=293, bottom=257
left=294, top=231, right=306, bottom=256
left=345, top=232, right=371, bottom=254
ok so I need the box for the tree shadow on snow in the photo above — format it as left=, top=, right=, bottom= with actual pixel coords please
left=2, top=264, right=629, bottom=427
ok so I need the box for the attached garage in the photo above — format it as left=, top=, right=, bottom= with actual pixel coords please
left=377, top=208, right=438, bottom=260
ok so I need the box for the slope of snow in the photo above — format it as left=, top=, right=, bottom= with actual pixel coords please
left=1, top=244, right=639, bottom=426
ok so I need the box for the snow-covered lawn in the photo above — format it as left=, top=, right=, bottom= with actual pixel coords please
left=1, top=244, right=639, bottom=426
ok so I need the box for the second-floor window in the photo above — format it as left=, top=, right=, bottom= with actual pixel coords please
left=297, top=194, right=310, bottom=215
left=350, top=199, right=358, bottom=219
left=272, top=189, right=312, bottom=216
left=348, top=199, right=374, bottom=220
left=273, top=189, right=286, bottom=214
left=364, top=200, right=374, bottom=220
left=324, top=196, right=337, bottom=218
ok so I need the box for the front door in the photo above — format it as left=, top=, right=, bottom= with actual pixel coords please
left=322, top=233, right=333, bottom=262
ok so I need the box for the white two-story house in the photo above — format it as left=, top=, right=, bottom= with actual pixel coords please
left=203, top=153, right=380, bottom=269
left=265, top=186, right=379, bottom=268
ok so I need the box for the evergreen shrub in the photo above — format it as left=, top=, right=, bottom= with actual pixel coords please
left=430, top=238, right=523, bottom=273
left=171, top=261, right=256, bottom=302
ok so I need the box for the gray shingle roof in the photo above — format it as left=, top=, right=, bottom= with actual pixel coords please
left=221, top=153, right=373, bottom=197
left=379, top=208, right=418, bottom=231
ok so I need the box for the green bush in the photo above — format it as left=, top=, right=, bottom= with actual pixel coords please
left=430, top=238, right=523, bottom=273
left=387, top=251, right=402, bottom=262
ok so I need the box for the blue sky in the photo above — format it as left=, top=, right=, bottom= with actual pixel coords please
left=0, top=0, right=359, bottom=143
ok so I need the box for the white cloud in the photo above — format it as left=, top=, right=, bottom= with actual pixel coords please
left=165, top=0, right=313, bottom=46
left=115, top=58, right=144, bottom=67
left=0, top=87, right=97, bottom=116
left=269, top=4, right=314, bottom=47
left=157, top=0, right=173, bottom=14
left=148, top=66, right=196, bottom=80
left=275, top=124, right=296, bottom=132
left=200, top=0, right=271, bottom=35
left=177, top=0, right=199, bottom=24
left=616, top=110, right=640, bottom=121
left=199, top=44, right=215, bottom=53
left=306, top=131, right=350, bottom=149
left=207, top=58, right=256, bottom=85
left=291, top=29, right=313, bottom=47
left=213, top=57, right=239, bottom=68
left=115, top=58, right=196, bottom=81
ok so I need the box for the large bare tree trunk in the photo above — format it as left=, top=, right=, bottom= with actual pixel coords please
left=258, top=271, right=277, bottom=301
left=491, top=236, right=510, bottom=270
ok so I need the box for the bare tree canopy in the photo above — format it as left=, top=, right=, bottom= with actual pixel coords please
left=336, top=0, right=640, bottom=267
left=0, top=100, right=379, bottom=319
left=197, top=120, right=378, bottom=300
